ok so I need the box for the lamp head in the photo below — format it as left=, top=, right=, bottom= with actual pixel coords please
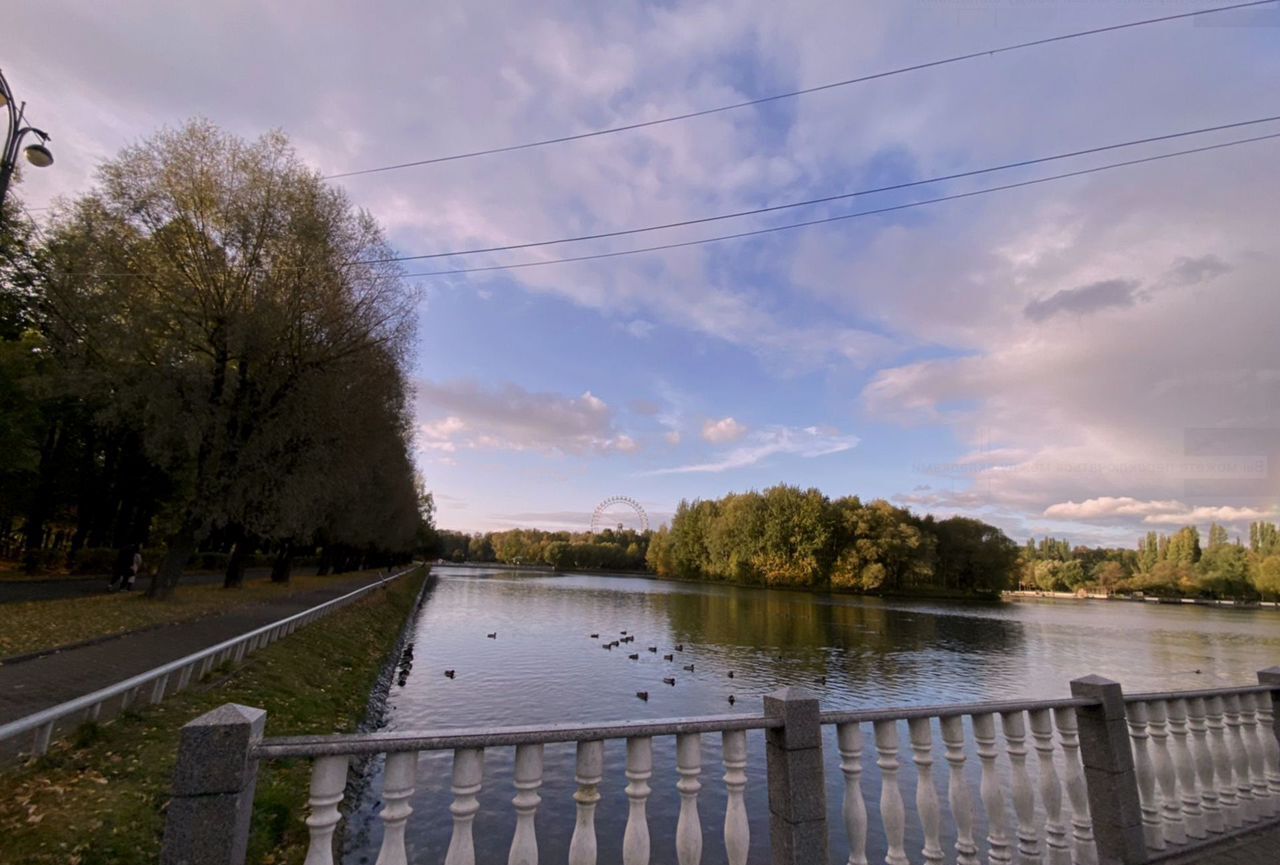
left=24, top=142, right=53, bottom=168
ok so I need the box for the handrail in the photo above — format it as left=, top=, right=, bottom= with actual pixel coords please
left=0, top=565, right=420, bottom=750
left=254, top=681, right=1280, bottom=761
left=255, top=712, right=782, bottom=759
left=1123, top=683, right=1274, bottom=703
left=819, top=695, right=1098, bottom=725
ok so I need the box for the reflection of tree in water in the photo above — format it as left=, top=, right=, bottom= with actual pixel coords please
left=663, top=585, right=1026, bottom=686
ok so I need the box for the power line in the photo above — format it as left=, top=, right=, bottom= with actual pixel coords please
left=322, top=0, right=1279, bottom=180
left=391, top=131, right=1280, bottom=279
left=361, top=114, right=1280, bottom=264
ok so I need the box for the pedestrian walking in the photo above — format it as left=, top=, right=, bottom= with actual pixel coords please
left=125, top=545, right=142, bottom=591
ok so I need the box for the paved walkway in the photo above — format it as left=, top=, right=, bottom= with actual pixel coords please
left=0, top=571, right=391, bottom=726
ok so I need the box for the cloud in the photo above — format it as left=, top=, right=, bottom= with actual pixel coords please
left=415, top=379, right=637, bottom=455
left=648, top=425, right=858, bottom=475
left=664, top=430, right=681, bottom=445
left=1166, top=254, right=1232, bottom=287
left=701, top=416, right=747, bottom=444
left=1045, top=497, right=1276, bottom=527
left=1023, top=278, right=1140, bottom=322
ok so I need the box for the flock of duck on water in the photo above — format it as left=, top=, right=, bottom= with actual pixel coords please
left=440, top=629, right=828, bottom=705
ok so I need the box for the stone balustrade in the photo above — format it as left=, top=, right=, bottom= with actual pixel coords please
left=162, top=669, right=1280, bottom=865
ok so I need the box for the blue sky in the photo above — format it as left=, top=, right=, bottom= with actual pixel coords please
left=10, top=0, right=1280, bottom=542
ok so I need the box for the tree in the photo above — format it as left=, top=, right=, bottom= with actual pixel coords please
left=39, top=121, right=417, bottom=596
left=1255, top=555, right=1280, bottom=599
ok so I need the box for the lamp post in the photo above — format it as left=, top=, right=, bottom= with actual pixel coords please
left=0, top=69, right=54, bottom=223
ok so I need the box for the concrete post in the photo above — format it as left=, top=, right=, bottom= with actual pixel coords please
left=1070, top=675, right=1147, bottom=864
left=764, top=687, right=829, bottom=865
left=1257, top=667, right=1280, bottom=746
left=161, top=703, right=266, bottom=865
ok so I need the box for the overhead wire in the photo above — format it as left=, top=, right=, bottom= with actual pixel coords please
left=389, top=131, right=1280, bottom=279
left=359, top=114, right=1280, bottom=263
left=321, top=0, right=1279, bottom=179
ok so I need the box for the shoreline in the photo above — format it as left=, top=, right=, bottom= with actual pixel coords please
left=1005, top=589, right=1276, bottom=608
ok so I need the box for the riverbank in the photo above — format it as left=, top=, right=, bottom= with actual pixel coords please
left=1005, top=589, right=1276, bottom=608
left=0, top=566, right=428, bottom=865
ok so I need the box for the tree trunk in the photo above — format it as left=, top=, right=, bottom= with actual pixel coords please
left=316, top=545, right=332, bottom=575
left=148, top=525, right=197, bottom=599
left=270, top=542, right=293, bottom=584
left=224, top=529, right=249, bottom=588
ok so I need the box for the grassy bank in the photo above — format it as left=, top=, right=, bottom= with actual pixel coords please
left=0, top=566, right=427, bottom=865
left=0, top=570, right=386, bottom=660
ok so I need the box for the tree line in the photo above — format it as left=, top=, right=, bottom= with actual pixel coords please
left=0, top=121, right=431, bottom=596
left=432, top=527, right=649, bottom=571
left=1020, top=521, right=1280, bottom=599
left=645, top=485, right=1020, bottom=597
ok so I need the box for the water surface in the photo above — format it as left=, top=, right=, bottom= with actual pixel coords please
left=343, top=567, right=1280, bottom=864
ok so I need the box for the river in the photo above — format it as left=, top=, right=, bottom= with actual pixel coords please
left=342, top=566, right=1280, bottom=864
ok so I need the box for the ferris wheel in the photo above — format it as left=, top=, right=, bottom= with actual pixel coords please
left=590, top=496, right=650, bottom=533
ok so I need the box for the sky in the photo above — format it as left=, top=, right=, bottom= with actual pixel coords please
left=8, top=0, right=1280, bottom=545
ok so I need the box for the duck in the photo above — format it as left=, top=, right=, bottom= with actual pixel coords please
left=728, top=695, right=737, bottom=705
left=628, top=653, right=640, bottom=660
left=728, top=671, right=735, bottom=679
left=621, top=630, right=629, bottom=636
left=648, top=646, right=658, bottom=653
left=815, top=676, right=827, bottom=686
left=636, top=691, right=649, bottom=701
left=663, top=654, right=674, bottom=661
left=663, top=677, right=676, bottom=686
left=603, top=643, right=613, bottom=650
left=683, top=664, right=694, bottom=672
left=589, top=633, right=599, bottom=639
left=486, top=632, right=497, bottom=639
left=444, top=670, right=456, bottom=678
left=675, top=644, right=684, bottom=651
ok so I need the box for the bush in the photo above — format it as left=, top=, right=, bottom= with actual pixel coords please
left=70, top=547, right=118, bottom=574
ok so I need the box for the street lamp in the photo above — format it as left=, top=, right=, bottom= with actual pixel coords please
left=0, top=69, right=54, bottom=219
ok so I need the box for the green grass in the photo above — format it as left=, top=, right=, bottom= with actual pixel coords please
left=0, top=570, right=387, bottom=660
left=0, top=567, right=426, bottom=865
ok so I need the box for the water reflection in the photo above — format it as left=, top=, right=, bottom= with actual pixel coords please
left=341, top=569, right=1280, bottom=864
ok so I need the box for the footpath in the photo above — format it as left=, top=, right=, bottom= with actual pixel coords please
left=0, top=570, right=394, bottom=726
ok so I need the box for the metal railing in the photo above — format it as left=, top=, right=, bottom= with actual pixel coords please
left=161, top=670, right=1280, bottom=865
left=0, top=565, right=421, bottom=759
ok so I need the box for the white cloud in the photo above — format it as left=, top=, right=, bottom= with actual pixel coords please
left=648, top=425, right=858, bottom=475
left=415, top=380, right=637, bottom=456
left=1046, top=497, right=1277, bottom=527
left=701, top=416, right=747, bottom=444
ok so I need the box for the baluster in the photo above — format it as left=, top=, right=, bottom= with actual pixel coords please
left=837, top=723, right=869, bottom=865
left=676, top=733, right=703, bottom=865
left=509, top=743, right=544, bottom=865
left=1052, top=707, right=1097, bottom=865
left=624, top=736, right=653, bottom=865
left=444, top=748, right=485, bottom=865
left=303, top=755, right=349, bottom=865
left=1146, top=700, right=1186, bottom=844
left=1240, top=694, right=1275, bottom=818
left=1206, top=696, right=1241, bottom=829
left=973, top=713, right=1012, bottom=865
left=1001, top=711, right=1040, bottom=865
left=1126, top=700, right=1164, bottom=849
left=375, top=752, right=418, bottom=865
left=1187, top=697, right=1223, bottom=834
left=1166, top=699, right=1205, bottom=839
left=1029, top=709, right=1070, bottom=865
left=908, top=717, right=944, bottom=864
left=1255, top=692, right=1280, bottom=803
left=940, top=716, right=979, bottom=865
left=1224, top=694, right=1257, bottom=822
left=568, top=740, right=603, bottom=865
left=722, top=729, right=749, bottom=865
left=874, top=720, right=909, bottom=865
